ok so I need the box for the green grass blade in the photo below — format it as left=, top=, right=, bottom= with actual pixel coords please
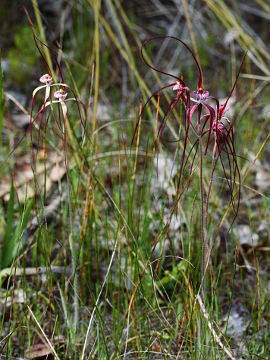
left=1, top=192, right=34, bottom=269
left=1, top=182, right=15, bottom=269
left=0, top=51, right=3, bottom=142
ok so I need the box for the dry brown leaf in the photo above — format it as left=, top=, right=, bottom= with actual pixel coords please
left=25, top=343, right=52, bottom=359
left=24, top=336, right=65, bottom=359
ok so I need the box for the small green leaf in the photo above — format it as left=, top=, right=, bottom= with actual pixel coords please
left=21, top=198, right=34, bottom=231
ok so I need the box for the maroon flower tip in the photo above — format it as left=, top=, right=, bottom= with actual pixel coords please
left=40, top=74, right=53, bottom=85
left=54, top=88, right=67, bottom=100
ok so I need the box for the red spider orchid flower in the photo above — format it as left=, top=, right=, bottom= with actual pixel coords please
left=188, top=87, right=219, bottom=154
left=203, top=118, right=241, bottom=229
left=139, top=35, right=215, bottom=143
left=217, top=54, right=246, bottom=122
left=204, top=54, right=246, bottom=228
left=177, top=68, right=218, bottom=190
left=157, top=80, right=190, bottom=143
left=184, top=47, right=219, bottom=155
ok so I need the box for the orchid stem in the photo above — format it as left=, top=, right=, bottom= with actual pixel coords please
left=198, top=104, right=206, bottom=355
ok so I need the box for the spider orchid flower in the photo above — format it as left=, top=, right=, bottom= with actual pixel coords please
left=26, top=74, right=55, bottom=157
left=39, top=73, right=53, bottom=85
left=53, top=88, right=69, bottom=167
left=10, top=11, right=87, bottom=169
left=35, top=73, right=54, bottom=102
left=204, top=51, right=247, bottom=229
left=189, top=88, right=217, bottom=134
left=180, top=45, right=218, bottom=160
left=54, top=88, right=68, bottom=101
left=204, top=117, right=241, bottom=229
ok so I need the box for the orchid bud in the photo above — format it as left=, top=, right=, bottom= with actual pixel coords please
left=173, top=82, right=183, bottom=92
left=212, top=121, right=226, bottom=137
